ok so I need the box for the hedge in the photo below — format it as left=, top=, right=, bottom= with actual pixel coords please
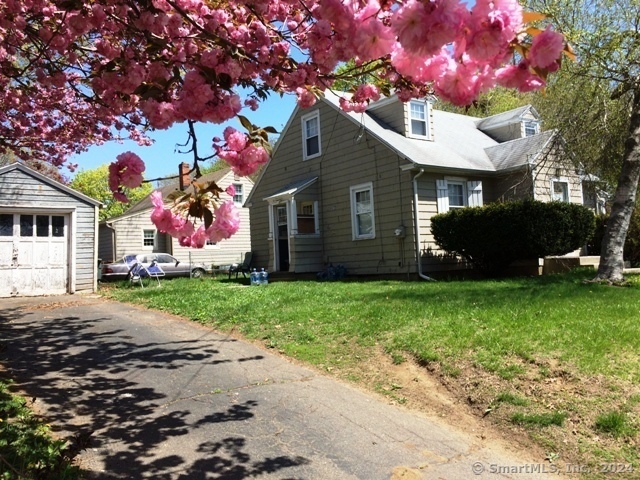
left=431, top=200, right=595, bottom=276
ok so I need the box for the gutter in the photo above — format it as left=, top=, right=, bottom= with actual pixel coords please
left=412, top=169, right=435, bottom=281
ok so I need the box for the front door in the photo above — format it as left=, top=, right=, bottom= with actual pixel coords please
left=274, top=205, right=290, bottom=271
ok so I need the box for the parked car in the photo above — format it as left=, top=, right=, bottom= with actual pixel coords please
left=101, top=253, right=210, bottom=281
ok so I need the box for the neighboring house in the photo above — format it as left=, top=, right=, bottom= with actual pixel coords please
left=246, top=92, right=591, bottom=277
left=0, top=163, right=101, bottom=297
left=99, top=164, right=253, bottom=268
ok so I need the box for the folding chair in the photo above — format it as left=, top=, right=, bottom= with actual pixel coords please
left=125, top=256, right=165, bottom=288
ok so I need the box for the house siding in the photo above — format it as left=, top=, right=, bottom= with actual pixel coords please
left=486, top=170, right=534, bottom=203
left=0, top=168, right=98, bottom=293
left=533, top=159, right=583, bottom=204
left=98, top=224, right=115, bottom=263
left=250, top=100, right=417, bottom=276
left=104, top=170, right=253, bottom=269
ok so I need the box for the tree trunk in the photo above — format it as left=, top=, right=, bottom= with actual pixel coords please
left=594, top=88, right=640, bottom=282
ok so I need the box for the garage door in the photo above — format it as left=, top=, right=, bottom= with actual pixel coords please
left=0, top=213, right=69, bottom=297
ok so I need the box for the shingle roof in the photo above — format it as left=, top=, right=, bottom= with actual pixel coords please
left=108, top=167, right=232, bottom=221
left=323, top=92, right=498, bottom=172
left=485, top=130, right=555, bottom=171
left=475, top=105, right=535, bottom=131
left=323, top=92, right=553, bottom=174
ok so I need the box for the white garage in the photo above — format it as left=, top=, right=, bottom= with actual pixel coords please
left=0, top=163, right=100, bottom=297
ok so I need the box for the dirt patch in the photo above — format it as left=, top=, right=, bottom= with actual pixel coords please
left=323, top=346, right=640, bottom=479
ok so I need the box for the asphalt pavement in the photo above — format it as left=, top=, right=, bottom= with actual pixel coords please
left=0, top=294, right=558, bottom=479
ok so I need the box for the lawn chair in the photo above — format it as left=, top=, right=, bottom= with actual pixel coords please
left=125, top=256, right=165, bottom=288
left=228, top=252, right=253, bottom=279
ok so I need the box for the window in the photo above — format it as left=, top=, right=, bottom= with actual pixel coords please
left=232, top=183, right=243, bottom=204
left=297, top=201, right=318, bottom=235
left=350, top=183, right=375, bottom=240
left=143, top=229, right=156, bottom=248
left=524, top=120, right=539, bottom=137
left=0, top=214, right=13, bottom=236
left=20, top=215, right=33, bottom=237
left=302, top=111, right=321, bottom=159
left=436, top=179, right=483, bottom=212
left=36, top=215, right=49, bottom=237
left=409, top=101, right=429, bottom=138
left=52, top=216, right=64, bottom=237
left=552, top=180, right=569, bottom=202
left=447, top=182, right=466, bottom=208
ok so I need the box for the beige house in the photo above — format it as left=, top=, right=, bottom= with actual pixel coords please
left=246, top=93, right=591, bottom=277
left=99, top=165, right=253, bottom=268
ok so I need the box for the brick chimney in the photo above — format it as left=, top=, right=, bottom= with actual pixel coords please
left=179, top=162, right=191, bottom=190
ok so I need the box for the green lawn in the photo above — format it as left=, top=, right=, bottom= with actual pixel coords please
left=104, top=270, right=640, bottom=382
left=103, top=269, right=640, bottom=477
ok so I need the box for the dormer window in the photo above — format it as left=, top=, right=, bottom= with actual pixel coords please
left=523, top=120, right=539, bottom=137
left=302, top=110, right=321, bottom=160
left=409, top=100, right=430, bottom=139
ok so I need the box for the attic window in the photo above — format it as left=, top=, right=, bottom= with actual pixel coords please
left=524, top=120, right=539, bottom=137
left=233, top=183, right=243, bottom=204
left=409, top=101, right=429, bottom=138
left=302, top=110, right=321, bottom=160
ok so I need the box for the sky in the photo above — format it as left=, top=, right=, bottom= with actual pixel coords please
left=68, top=92, right=298, bottom=182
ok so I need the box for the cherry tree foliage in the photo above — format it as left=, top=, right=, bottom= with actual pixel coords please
left=0, top=0, right=568, bottom=248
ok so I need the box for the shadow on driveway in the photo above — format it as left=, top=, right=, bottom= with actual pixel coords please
left=0, top=301, right=309, bottom=479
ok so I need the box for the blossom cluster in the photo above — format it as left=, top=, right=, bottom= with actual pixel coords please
left=0, top=0, right=566, bottom=247
left=150, top=191, right=240, bottom=248
left=108, top=152, right=146, bottom=202
left=214, top=127, right=270, bottom=177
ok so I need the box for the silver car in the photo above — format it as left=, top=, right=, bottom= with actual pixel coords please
left=101, top=253, right=210, bottom=281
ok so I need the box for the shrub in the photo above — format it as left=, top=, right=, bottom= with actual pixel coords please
left=431, top=200, right=595, bottom=276
left=587, top=210, right=640, bottom=267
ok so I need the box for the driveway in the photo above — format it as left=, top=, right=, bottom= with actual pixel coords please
left=0, top=295, right=556, bottom=479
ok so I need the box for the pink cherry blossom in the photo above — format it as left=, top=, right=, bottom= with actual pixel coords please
left=207, top=201, right=241, bottom=243
left=529, top=26, right=565, bottom=69
left=225, top=184, right=236, bottom=197
left=496, top=60, right=545, bottom=92
left=296, top=88, right=317, bottom=108
left=0, top=0, right=566, bottom=248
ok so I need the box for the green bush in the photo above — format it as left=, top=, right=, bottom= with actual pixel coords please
left=587, top=210, right=640, bottom=267
left=431, top=200, right=595, bottom=276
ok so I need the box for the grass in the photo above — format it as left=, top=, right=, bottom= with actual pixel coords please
left=0, top=381, right=82, bottom=480
left=102, top=269, right=640, bottom=476
left=511, top=411, right=567, bottom=427
left=104, top=270, right=640, bottom=381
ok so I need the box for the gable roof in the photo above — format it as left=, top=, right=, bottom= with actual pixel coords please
left=485, top=130, right=556, bottom=171
left=0, top=162, right=102, bottom=207
left=475, top=105, right=539, bottom=131
left=323, top=91, right=498, bottom=173
left=106, top=167, right=241, bottom=223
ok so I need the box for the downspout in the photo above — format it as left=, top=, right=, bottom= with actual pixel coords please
left=412, top=169, right=435, bottom=281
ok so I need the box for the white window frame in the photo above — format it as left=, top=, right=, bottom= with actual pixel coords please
left=408, top=100, right=430, bottom=139
left=436, top=178, right=483, bottom=213
left=551, top=178, right=570, bottom=202
left=142, top=229, right=156, bottom=249
left=350, top=182, right=375, bottom=240
left=446, top=180, right=467, bottom=209
left=232, top=183, right=244, bottom=205
left=523, top=120, right=539, bottom=137
left=302, top=110, right=321, bottom=160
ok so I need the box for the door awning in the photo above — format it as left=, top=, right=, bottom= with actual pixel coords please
left=263, top=176, right=318, bottom=203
